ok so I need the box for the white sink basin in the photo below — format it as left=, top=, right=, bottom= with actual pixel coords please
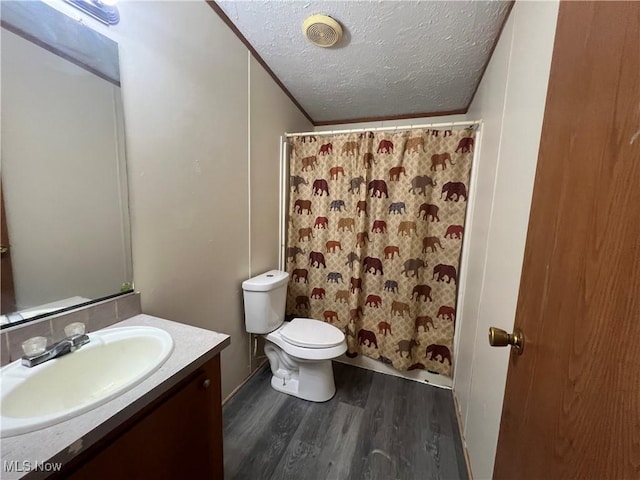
left=0, top=326, right=173, bottom=437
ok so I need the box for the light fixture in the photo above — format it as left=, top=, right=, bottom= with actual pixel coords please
left=65, top=0, right=120, bottom=25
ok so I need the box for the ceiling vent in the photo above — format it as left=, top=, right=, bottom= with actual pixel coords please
left=302, top=14, right=343, bottom=48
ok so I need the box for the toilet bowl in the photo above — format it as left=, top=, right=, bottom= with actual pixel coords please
left=263, top=318, right=346, bottom=402
left=242, top=271, right=346, bottom=402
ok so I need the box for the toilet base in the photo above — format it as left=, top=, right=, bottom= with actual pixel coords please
left=264, top=343, right=337, bottom=402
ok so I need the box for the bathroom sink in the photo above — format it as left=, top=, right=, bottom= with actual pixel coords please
left=0, top=326, right=174, bottom=437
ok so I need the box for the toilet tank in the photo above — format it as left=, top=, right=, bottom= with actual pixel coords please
left=242, top=270, right=289, bottom=334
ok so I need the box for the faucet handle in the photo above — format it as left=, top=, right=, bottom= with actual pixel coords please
left=64, top=322, right=86, bottom=337
left=21, top=336, right=48, bottom=356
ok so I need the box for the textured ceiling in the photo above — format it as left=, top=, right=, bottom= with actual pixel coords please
left=216, top=0, right=511, bottom=123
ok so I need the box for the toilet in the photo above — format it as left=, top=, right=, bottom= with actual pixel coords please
left=242, top=270, right=347, bottom=402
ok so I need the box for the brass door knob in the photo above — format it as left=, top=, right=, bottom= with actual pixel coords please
left=0, top=245, right=8, bottom=254
left=489, top=327, right=525, bottom=355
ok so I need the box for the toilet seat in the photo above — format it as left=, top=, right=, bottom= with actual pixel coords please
left=264, top=318, right=347, bottom=361
left=280, top=318, right=344, bottom=348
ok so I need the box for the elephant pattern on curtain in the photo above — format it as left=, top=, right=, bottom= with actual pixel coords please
left=285, top=128, right=475, bottom=377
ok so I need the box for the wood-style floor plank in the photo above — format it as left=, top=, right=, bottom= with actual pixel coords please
left=230, top=395, right=310, bottom=480
left=315, top=402, right=364, bottom=479
left=269, top=393, right=340, bottom=479
left=223, top=363, right=468, bottom=480
left=223, top=368, right=291, bottom=477
left=270, top=401, right=364, bottom=479
left=347, top=372, right=397, bottom=480
left=332, top=362, right=375, bottom=408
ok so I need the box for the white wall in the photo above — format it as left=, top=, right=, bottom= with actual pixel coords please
left=41, top=0, right=312, bottom=399
left=119, top=3, right=312, bottom=398
left=250, top=56, right=312, bottom=275
left=249, top=56, right=314, bottom=370
left=118, top=1, right=249, bottom=400
left=452, top=2, right=559, bottom=479
left=1, top=29, right=129, bottom=309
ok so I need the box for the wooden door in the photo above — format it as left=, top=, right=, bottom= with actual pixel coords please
left=494, top=2, right=640, bottom=478
left=0, top=180, right=16, bottom=314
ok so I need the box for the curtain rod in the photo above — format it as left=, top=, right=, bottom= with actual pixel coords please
left=285, top=120, right=482, bottom=138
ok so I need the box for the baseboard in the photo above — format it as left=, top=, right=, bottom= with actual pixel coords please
left=222, top=359, right=268, bottom=406
left=452, top=390, right=474, bottom=479
left=335, top=354, right=452, bottom=389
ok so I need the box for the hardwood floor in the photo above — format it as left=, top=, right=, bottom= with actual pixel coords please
left=223, top=362, right=468, bottom=480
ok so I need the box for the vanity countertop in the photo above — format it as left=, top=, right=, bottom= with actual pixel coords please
left=0, top=314, right=230, bottom=480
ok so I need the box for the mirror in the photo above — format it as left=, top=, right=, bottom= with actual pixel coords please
left=0, top=1, right=132, bottom=328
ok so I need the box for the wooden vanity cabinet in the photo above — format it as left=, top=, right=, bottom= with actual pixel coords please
left=60, top=355, right=223, bottom=480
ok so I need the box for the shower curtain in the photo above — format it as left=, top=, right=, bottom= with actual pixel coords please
left=284, top=128, right=475, bottom=377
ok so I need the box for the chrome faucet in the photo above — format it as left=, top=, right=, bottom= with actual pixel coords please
left=21, top=333, right=90, bottom=368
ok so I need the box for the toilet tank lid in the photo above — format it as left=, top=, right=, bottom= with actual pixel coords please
left=242, top=270, right=289, bottom=292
